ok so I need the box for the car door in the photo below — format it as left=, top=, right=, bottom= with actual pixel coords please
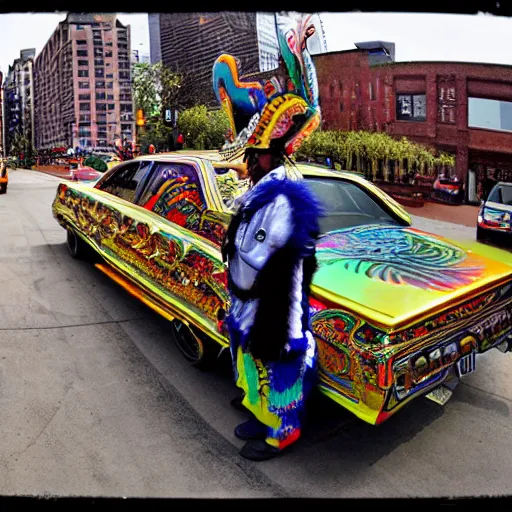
left=78, top=159, right=154, bottom=251
left=133, top=160, right=230, bottom=332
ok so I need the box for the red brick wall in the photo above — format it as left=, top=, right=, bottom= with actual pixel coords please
left=313, top=52, right=512, bottom=180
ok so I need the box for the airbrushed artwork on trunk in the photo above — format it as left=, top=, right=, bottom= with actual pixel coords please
left=316, top=225, right=484, bottom=292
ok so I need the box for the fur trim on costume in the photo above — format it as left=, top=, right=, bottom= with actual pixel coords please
left=239, top=176, right=324, bottom=257
left=224, top=174, right=323, bottom=362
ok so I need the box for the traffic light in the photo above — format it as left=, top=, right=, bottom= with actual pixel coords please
left=136, top=109, right=145, bottom=127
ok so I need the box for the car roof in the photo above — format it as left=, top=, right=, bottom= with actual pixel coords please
left=133, top=151, right=412, bottom=224
left=495, top=182, right=512, bottom=187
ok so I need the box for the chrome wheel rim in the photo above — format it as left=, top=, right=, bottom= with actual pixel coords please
left=67, top=229, right=78, bottom=256
left=171, top=320, right=202, bottom=363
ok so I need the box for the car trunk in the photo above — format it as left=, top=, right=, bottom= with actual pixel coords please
left=311, top=224, right=512, bottom=330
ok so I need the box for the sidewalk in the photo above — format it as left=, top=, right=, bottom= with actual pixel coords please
left=404, top=202, right=479, bottom=228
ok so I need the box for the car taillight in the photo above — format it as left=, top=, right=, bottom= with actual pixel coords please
left=309, top=297, right=328, bottom=314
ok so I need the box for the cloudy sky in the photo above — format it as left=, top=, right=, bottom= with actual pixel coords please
left=0, top=11, right=510, bottom=75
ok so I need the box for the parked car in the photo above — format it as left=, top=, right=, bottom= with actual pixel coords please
left=69, top=164, right=105, bottom=182
left=477, top=182, right=512, bottom=248
left=52, top=152, right=512, bottom=426
left=0, top=162, right=8, bottom=193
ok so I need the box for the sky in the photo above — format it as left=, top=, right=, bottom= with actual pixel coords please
left=0, top=11, right=511, bottom=76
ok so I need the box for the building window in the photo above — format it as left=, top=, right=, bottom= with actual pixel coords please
left=96, top=103, right=107, bottom=111
left=438, top=79, right=456, bottom=124
left=468, top=97, right=512, bottom=132
left=94, top=59, right=104, bottom=67
left=79, top=93, right=91, bottom=100
left=96, top=81, right=105, bottom=89
left=78, top=60, right=89, bottom=66
left=105, top=51, right=112, bottom=58
left=93, top=40, right=102, bottom=46
left=76, top=24, right=85, bottom=30
left=95, top=69, right=105, bottom=78
left=78, top=70, right=89, bottom=77
left=77, top=40, right=87, bottom=45
left=119, top=71, right=130, bottom=80
left=107, top=73, right=114, bottom=79
left=369, top=82, right=376, bottom=101
left=107, top=94, right=114, bottom=100
left=108, top=103, right=116, bottom=110
left=120, top=103, right=133, bottom=113
left=106, top=41, right=113, bottom=47
left=79, top=114, right=91, bottom=122
left=96, top=92, right=106, bottom=100
left=79, top=102, right=91, bottom=111
left=119, top=62, right=130, bottom=70
left=396, top=94, right=426, bottom=122
left=79, top=81, right=89, bottom=89
left=107, top=82, right=114, bottom=89
left=77, top=49, right=88, bottom=57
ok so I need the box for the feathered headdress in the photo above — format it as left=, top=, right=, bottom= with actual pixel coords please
left=212, top=13, right=321, bottom=161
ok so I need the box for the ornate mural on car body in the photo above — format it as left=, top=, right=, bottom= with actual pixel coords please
left=55, top=185, right=230, bottom=327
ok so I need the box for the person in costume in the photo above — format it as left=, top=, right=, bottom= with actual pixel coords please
left=213, top=13, right=323, bottom=461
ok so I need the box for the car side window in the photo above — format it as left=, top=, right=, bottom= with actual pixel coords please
left=99, top=161, right=152, bottom=203
left=138, top=162, right=207, bottom=232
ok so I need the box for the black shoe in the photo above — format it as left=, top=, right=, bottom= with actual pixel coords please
left=234, top=419, right=267, bottom=441
left=230, top=395, right=246, bottom=412
left=240, top=440, right=281, bottom=461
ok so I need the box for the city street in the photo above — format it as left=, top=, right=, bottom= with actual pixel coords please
left=1, top=169, right=512, bottom=498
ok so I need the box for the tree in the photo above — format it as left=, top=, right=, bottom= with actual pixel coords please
left=132, top=62, right=182, bottom=151
left=177, top=105, right=229, bottom=150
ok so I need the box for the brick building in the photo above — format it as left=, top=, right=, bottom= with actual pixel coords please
left=313, top=49, right=512, bottom=203
left=3, top=49, right=36, bottom=155
left=34, top=13, right=134, bottom=151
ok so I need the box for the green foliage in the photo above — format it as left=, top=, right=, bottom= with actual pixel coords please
left=177, top=105, right=230, bottom=150
left=133, top=62, right=182, bottom=118
left=83, top=155, right=108, bottom=172
left=295, top=129, right=456, bottom=181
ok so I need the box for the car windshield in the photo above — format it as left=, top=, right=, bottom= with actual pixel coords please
left=304, top=177, right=400, bottom=233
left=488, top=184, right=512, bottom=206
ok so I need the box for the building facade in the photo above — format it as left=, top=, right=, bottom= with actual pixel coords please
left=313, top=49, right=512, bottom=202
left=152, top=12, right=260, bottom=106
left=3, top=49, right=35, bottom=155
left=149, top=12, right=327, bottom=105
left=34, top=13, right=134, bottom=151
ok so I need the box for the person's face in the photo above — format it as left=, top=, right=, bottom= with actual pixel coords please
left=244, top=150, right=274, bottom=184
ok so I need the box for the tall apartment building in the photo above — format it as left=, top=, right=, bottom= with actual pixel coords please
left=148, top=12, right=327, bottom=106
left=149, top=12, right=260, bottom=106
left=3, top=49, right=36, bottom=155
left=34, top=13, right=134, bottom=151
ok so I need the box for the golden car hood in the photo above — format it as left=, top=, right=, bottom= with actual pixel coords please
left=311, top=224, right=512, bottom=329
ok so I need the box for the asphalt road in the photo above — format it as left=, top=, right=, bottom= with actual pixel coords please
left=1, top=169, right=512, bottom=498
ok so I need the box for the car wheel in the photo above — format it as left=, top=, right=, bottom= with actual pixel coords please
left=170, top=319, right=219, bottom=370
left=66, top=228, right=88, bottom=259
left=0, top=184, right=6, bottom=194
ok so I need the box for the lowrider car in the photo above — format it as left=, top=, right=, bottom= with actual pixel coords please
left=52, top=152, right=512, bottom=426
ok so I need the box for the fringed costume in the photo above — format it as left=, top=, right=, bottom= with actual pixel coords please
left=222, top=166, right=322, bottom=451
left=212, top=13, right=323, bottom=458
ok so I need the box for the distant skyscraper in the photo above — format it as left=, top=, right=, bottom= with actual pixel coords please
left=148, top=13, right=162, bottom=64
left=148, top=12, right=327, bottom=106
left=149, top=12, right=259, bottom=106
left=3, top=49, right=36, bottom=154
left=256, top=12, right=328, bottom=72
left=34, top=13, right=135, bottom=150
